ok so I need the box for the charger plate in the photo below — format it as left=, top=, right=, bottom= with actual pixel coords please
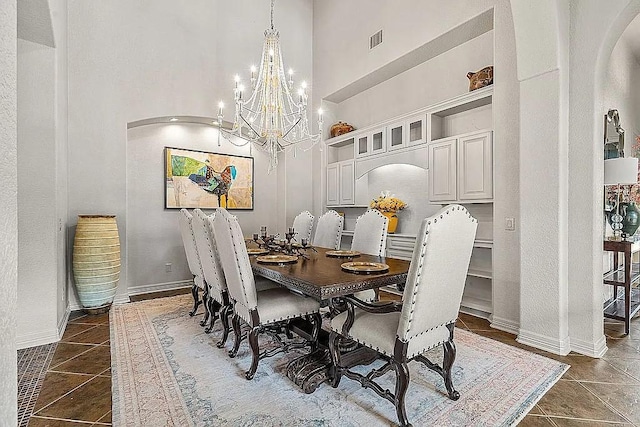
left=247, top=248, right=270, bottom=256
left=256, top=254, right=298, bottom=264
left=326, top=250, right=361, bottom=258
left=341, top=261, right=389, bottom=274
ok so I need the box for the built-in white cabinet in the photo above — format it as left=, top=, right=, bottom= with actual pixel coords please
left=356, top=134, right=369, bottom=158
left=428, top=137, right=457, bottom=202
left=428, top=130, right=492, bottom=203
left=407, top=114, right=426, bottom=147
left=339, top=160, right=355, bottom=205
left=370, top=127, right=386, bottom=156
left=326, top=163, right=339, bottom=206
left=387, top=121, right=406, bottom=152
left=326, top=160, right=355, bottom=206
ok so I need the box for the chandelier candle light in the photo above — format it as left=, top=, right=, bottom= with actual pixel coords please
left=217, top=0, right=323, bottom=172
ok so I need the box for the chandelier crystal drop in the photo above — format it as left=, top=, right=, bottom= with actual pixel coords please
left=216, top=0, right=323, bottom=172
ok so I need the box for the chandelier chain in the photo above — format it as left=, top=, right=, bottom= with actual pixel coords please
left=270, top=0, right=275, bottom=30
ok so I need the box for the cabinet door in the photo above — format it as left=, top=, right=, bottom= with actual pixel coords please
left=407, top=114, right=426, bottom=146
left=370, top=128, right=387, bottom=156
left=458, top=131, right=493, bottom=200
left=387, top=121, right=406, bottom=151
left=339, top=160, right=355, bottom=205
left=355, top=134, right=370, bottom=158
left=428, top=138, right=457, bottom=202
left=326, top=163, right=339, bottom=205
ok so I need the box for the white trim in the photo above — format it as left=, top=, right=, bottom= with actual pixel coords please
left=17, top=329, right=59, bottom=350
left=490, top=315, right=519, bottom=335
left=459, top=305, right=491, bottom=320
left=128, top=280, right=193, bottom=297
left=57, top=306, right=71, bottom=340
left=517, top=329, right=570, bottom=356
left=570, top=334, right=608, bottom=358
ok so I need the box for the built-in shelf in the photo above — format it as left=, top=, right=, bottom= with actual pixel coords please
left=473, top=239, right=493, bottom=249
left=327, top=205, right=369, bottom=209
left=467, top=268, right=492, bottom=280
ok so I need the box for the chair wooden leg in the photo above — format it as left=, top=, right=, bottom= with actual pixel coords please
left=392, top=360, right=411, bottom=427
left=328, top=331, right=343, bottom=388
left=442, top=339, right=460, bottom=401
left=246, top=326, right=261, bottom=380
left=199, top=286, right=210, bottom=327
left=205, top=299, right=220, bottom=334
left=228, top=314, right=242, bottom=358
left=189, top=284, right=200, bottom=316
left=309, top=313, right=322, bottom=352
left=216, top=304, right=232, bottom=348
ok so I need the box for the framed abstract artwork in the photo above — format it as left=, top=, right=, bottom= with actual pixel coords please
left=165, top=147, right=254, bottom=210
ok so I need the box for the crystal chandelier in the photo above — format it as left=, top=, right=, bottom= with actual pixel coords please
left=216, top=0, right=323, bottom=172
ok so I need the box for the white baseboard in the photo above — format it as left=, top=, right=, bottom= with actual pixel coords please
left=127, top=280, right=193, bottom=296
left=17, top=329, right=60, bottom=350
left=570, top=334, right=608, bottom=358
left=490, top=315, right=520, bottom=335
left=517, top=329, right=571, bottom=356
left=57, top=306, right=71, bottom=340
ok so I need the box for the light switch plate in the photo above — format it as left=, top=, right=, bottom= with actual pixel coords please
left=505, top=217, right=516, bottom=231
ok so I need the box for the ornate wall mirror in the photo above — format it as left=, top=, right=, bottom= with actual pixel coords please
left=604, top=109, right=625, bottom=159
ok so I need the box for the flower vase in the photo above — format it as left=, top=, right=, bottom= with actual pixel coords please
left=382, top=212, right=398, bottom=234
left=622, top=202, right=640, bottom=238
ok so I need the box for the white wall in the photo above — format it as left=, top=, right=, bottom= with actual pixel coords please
left=16, top=0, right=69, bottom=348
left=336, top=31, right=494, bottom=128
left=126, top=124, right=279, bottom=294
left=313, top=0, right=521, bottom=333
left=67, top=0, right=313, bottom=301
left=0, top=0, right=17, bottom=423
left=17, top=39, right=59, bottom=348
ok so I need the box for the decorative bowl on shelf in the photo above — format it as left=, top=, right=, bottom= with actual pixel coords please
left=330, top=121, right=355, bottom=138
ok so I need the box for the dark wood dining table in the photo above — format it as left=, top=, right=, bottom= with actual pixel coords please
left=250, top=246, right=411, bottom=393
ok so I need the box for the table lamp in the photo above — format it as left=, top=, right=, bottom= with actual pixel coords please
left=604, top=157, right=639, bottom=240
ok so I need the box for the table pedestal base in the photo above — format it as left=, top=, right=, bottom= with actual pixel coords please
left=286, top=349, right=332, bottom=394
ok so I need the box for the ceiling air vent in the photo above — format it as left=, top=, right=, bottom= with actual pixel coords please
left=370, top=30, right=383, bottom=50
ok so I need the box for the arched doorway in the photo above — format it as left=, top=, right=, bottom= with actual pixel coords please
left=510, top=0, right=640, bottom=356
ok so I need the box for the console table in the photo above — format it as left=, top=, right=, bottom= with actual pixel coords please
left=603, top=240, right=640, bottom=335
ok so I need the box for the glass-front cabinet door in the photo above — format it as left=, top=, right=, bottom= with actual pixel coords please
left=407, top=114, right=426, bottom=146
left=387, top=121, right=406, bottom=151
left=355, top=134, right=369, bottom=158
left=370, top=127, right=386, bottom=156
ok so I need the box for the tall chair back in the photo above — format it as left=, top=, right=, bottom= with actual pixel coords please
left=312, top=210, right=344, bottom=249
left=292, top=211, right=315, bottom=242
left=210, top=209, right=258, bottom=312
left=178, top=209, right=203, bottom=279
left=397, top=205, right=477, bottom=341
left=351, top=209, right=389, bottom=256
left=192, top=209, right=227, bottom=299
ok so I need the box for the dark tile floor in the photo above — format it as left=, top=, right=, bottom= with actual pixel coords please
left=25, top=289, right=640, bottom=426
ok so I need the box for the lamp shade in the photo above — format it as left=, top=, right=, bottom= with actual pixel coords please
left=604, top=157, right=639, bottom=185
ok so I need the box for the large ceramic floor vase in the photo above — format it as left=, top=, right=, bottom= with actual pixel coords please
left=72, top=215, right=121, bottom=314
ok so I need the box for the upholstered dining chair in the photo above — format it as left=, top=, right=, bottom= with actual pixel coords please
left=211, top=208, right=323, bottom=380
left=292, top=210, right=315, bottom=243
left=350, top=209, right=389, bottom=302
left=312, top=210, right=343, bottom=249
left=329, top=205, right=477, bottom=427
left=191, top=209, right=232, bottom=345
left=178, top=209, right=207, bottom=319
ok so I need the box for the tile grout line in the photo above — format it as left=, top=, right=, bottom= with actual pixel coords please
left=61, top=324, right=101, bottom=341
left=31, top=373, right=100, bottom=416
left=48, top=343, right=102, bottom=371
left=575, top=380, right=636, bottom=425
left=29, top=414, right=110, bottom=425
left=546, top=414, right=633, bottom=425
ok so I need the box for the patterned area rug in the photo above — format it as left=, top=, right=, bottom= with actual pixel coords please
left=111, top=295, right=568, bottom=426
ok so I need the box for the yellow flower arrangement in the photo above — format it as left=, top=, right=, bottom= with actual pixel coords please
left=370, top=191, right=407, bottom=213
